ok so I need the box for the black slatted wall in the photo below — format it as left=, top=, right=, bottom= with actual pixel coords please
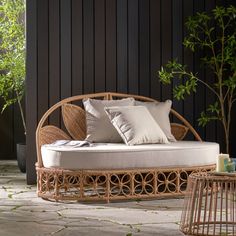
left=26, top=0, right=235, bottom=184
left=0, top=103, right=25, bottom=160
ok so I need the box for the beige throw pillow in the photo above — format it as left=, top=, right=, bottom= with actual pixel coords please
left=135, top=100, right=176, bottom=142
left=83, top=98, right=135, bottom=142
left=105, top=106, right=169, bottom=145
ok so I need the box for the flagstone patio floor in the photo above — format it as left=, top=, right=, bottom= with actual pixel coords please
left=0, top=160, right=185, bottom=236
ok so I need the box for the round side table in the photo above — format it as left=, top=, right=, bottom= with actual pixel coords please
left=180, top=172, right=236, bottom=236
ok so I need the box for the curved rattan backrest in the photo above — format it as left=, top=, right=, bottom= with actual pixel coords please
left=62, top=104, right=86, bottom=140
left=36, top=92, right=202, bottom=167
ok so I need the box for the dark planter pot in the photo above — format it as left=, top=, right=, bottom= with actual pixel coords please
left=17, top=143, right=26, bottom=173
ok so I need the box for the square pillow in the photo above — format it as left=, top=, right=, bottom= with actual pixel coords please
left=83, top=98, right=135, bottom=142
left=104, top=106, right=169, bottom=145
left=135, top=100, right=176, bottom=142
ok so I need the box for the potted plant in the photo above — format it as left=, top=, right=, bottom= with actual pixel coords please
left=0, top=0, right=26, bottom=172
left=158, top=5, right=236, bottom=154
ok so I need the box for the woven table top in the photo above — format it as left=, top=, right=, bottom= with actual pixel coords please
left=190, top=171, right=236, bottom=181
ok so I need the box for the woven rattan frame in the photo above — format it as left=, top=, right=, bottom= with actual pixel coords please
left=36, top=92, right=211, bottom=202
left=36, top=165, right=215, bottom=202
left=180, top=172, right=236, bottom=235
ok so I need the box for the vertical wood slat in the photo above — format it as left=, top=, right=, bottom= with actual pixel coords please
left=0, top=104, right=13, bottom=159
left=60, top=0, right=71, bottom=99
left=172, top=0, right=183, bottom=119
left=49, top=0, right=60, bottom=126
left=59, top=0, right=70, bottom=130
left=150, top=0, right=161, bottom=101
left=161, top=0, right=172, bottom=101
left=37, top=0, right=49, bottom=121
left=71, top=0, right=83, bottom=96
left=230, top=106, right=236, bottom=156
left=83, top=0, right=94, bottom=94
left=94, top=0, right=106, bottom=92
left=193, top=0, right=205, bottom=140
left=105, top=0, right=117, bottom=92
left=215, top=0, right=227, bottom=152
left=183, top=0, right=194, bottom=140
left=26, top=0, right=234, bottom=184
left=128, top=0, right=138, bottom=95
left=204, top=0, right=217, bottom=143
left=26, top=0, right=38, bottom=184
left=139, top=0, right=150, bottom=97
left=117, top=0, right=128, bottom=93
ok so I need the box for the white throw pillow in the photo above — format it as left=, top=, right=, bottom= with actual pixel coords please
left=135, top=100, right=176, bottom=142
left=104, top=106, right=169, bottom=145
left=83, top=98, right=135, bottom=142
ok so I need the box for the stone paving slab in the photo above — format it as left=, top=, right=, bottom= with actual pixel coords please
left=0, top=161, right=185, bottom=236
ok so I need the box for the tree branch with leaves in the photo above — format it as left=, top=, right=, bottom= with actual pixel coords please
left=0, top=0, right=26, bottom=134
left=158, top=5, right=236, bottom=154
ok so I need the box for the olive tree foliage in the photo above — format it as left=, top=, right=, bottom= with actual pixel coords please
left=158, top=6, right=236, bottom=154
left=0, top=0, right=26, bottom=134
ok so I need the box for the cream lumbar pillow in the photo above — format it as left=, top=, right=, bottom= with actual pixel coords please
left=83, top=98, right=135, bottom=142
left=135, top=100, right=176, bottom=142
left=104, top=106, right=169, bottom=145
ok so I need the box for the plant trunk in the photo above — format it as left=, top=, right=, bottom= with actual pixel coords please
left=225, top=127, right=229, bottom=155
left=219, top=95, right=229, bottom=154
left=221, top=116, right=229, bottom=154
left=221, top=103, right=231, bottom=155
left=17, top=97, right=26, bottom=135
left=226, top=96, right=233, bottom=155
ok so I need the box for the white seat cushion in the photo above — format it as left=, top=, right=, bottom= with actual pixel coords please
left=41, top=141, right=219, bottom=170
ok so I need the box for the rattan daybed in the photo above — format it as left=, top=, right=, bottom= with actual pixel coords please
left=36, top=92, right=218, bottom=202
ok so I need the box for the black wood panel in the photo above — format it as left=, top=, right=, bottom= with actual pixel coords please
left=161, top=0, right=172, bottom=101
left=230, top=106, right=236, bottom=156
left=128, top=0, right=138, bottom=95
left=60, top=0, right=71, bottom=99
left=49, top=0, right=60, bottom=126
left=26, top=0, right=38, bottom=184
left=26, top=0, right=234, bottom=183
left=204, top=0, right=217, bottom=143
left=215, top=0, right=229, bottom=152
left=37, top=0, right=49, bottom=121
left=150, top=0, right=161, bottom=101
left=183, top=0, right=194, bottom=140
left=193, top=0, right=205, bottom=140
left=172, top=0, right=183, bottom=117
left=0, top=103, right=13, bottom=159
left=117, top=0, right=128, bottom=93
left=71, top=0, right=83, bottom=96
left=95, top=0, right=106, bottom=92
left=0, top=102, right=24, bottom=160
left=83, top=0, right=94, bottom=94
left=105, top=0, right=117, bottom=92
left=139, top=0, right=150, bottom=97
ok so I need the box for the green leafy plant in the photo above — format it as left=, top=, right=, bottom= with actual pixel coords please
left=0, top=0, right=26, bottom=134
left=158, top=5, right=236, bottom=154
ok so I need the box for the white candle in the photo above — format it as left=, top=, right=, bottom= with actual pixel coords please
left=216, top=153, right=230, bottom=172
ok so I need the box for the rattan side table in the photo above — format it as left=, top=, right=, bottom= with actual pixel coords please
left=180, top=172, right=236, bottom=236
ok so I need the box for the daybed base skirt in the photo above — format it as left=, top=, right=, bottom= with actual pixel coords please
left=36, top=164, right=215, bottom=203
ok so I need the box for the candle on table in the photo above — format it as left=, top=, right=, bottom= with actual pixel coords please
left=216, top=153, right=230, bottom=172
